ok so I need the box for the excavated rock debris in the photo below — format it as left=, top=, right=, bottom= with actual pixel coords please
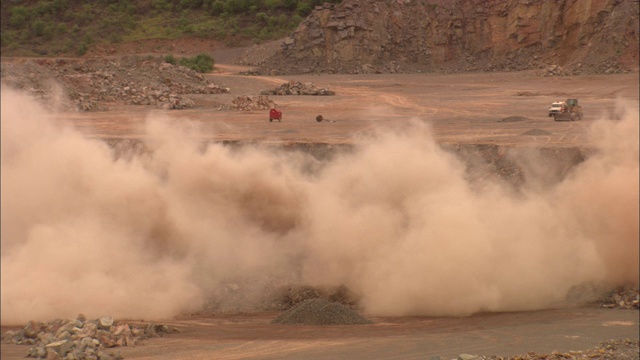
left=463, top=339, right=640, bottom=360
left=0, top=57, right=229, bottom=111
left=216, top=95, right=277, bottom=111
left=2, top=314, right=178, bottom=360
left=270, top=298, right=373, bottom=326
left=260, top=81, right=335, bottom=96
left=602, top=287, right=640, bottom=309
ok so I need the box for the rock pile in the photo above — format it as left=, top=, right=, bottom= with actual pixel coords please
left=270, top=298, right=373, bottom=326
left=274, top=284, right=360, bottom=311
left=2, top=314, right=178, bottom=360
left=221, top=95, right=277, bottom=111
left=602, top=288, right=640, bottom=309
left=0, top=57, right=230, bottom=111
left=470, top=339, right=640, bottom=360
left=536, top=62, right=630, bottom=77
left=260, top=81, right=335, bottom=96
left=193, top=281, right=362, bottom=315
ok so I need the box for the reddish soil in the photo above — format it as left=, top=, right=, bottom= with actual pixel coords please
left=2, top=308, right=638, bottom=359
left=1, top=46, right=638, bottom=359
left=61, top=62, right=639, bottom=148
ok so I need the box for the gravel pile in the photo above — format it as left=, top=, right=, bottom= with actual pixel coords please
left=270, top=298, right=373, bottom=326
left=216, top=95, right=277, bottom=111
left=2, top=314, right=178, bottom=360
left=1, top=56, right=230, bottom=111
left=260, top=80, right=335, bottom=96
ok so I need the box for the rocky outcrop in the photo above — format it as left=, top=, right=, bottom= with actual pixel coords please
left=260, top=0, right=639, bottom=74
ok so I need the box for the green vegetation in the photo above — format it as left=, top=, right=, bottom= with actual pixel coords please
left=162, top=53, right=214, bottom=73
left=178, top=53, right=215, bottom=72
left=163, top=54, right=178, bottom=65
left=0, top=0, right=341, bottom=56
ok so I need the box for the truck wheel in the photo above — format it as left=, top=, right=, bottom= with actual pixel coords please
left=269, top=118, right=273, bottom=122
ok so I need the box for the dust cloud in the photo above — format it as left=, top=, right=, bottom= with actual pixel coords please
left=1, top=87, right=638, bottom=324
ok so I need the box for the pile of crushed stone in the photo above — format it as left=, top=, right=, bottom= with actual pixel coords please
left=216, top=95, right=277, bottom=111
left=270, top=298, right=373, bottom=326
left=1, top=57, right=229, bottom=111
left=2, top=315, right=178, bottom=360
left=260, top=80, right=335, bottom=96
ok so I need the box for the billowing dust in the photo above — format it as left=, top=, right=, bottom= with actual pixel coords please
left=1, top=87, right=638, bottom=324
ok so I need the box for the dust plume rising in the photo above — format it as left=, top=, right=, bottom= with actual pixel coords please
left=1, top=87, right=638, bottom=324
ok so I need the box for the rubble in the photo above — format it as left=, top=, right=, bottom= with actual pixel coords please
left=2, top=315, right=179, bottom=360
left=218, top=95, right=278, bottom=111
left=260, top=81, right=335, bottom=96
left=0, top=56, right=230, bottom=112
left=468, top=339, right=640, bottom=360
left=602, top=287, right=640, bottom=309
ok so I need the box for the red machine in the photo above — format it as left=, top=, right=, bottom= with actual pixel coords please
left=269, top=108, right=282, bottom=122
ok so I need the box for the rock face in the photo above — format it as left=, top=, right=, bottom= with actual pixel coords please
left=260, top=0, right=639, bottom=74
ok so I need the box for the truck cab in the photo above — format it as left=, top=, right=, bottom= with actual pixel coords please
left=548, top=101, right=566, bottom=117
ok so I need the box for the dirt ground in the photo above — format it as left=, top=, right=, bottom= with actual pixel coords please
left=2, top=307, right=638, bottom=359
left=1, top=51, right=639, bottom=359
left=59, top=63, right=639, bottom=149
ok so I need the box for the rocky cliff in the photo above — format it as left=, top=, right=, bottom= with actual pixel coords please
left=258, top=0, right=639, bottom=74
